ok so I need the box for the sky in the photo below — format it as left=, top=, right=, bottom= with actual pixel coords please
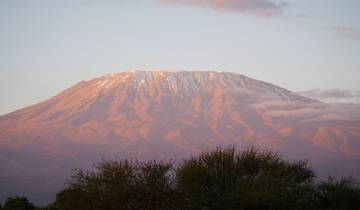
left=0, top=0, right=359, bottom=115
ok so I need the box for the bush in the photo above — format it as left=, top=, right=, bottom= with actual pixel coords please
left=51, top=147, right=360, bottom=210
left=175, top=147, right=315, bottom=210
left=52, top=159, right=176, bottom=210
left=314, top=177, right=360, bottom=210
left=2, top=197, right=35, bottom=210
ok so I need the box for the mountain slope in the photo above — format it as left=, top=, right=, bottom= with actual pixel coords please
left=0, top=70, right=360, bottom=204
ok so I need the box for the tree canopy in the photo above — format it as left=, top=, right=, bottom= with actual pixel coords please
left=52, top=159, right=176, bottom=210
left=14, top=147, right=360, bottom=210
left=2, top=197, right=35, bottom=210
left=175, top=147, right=315, bottom=210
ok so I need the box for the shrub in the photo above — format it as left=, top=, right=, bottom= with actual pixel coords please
left=175, top=147, right=315, bottom=210
left=52, top=159, right=176, bottom=210
left=2, top=197, right=35, bottom=210
left=314, top=176, right=360, bottom=210
left=51, top=147, right=360, bottom=210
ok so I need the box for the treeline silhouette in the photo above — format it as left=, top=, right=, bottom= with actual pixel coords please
left=2, top=148, right=360, bottom=210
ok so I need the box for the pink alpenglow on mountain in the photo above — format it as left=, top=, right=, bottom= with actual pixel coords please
left=1, top=70, right=360, bottom=204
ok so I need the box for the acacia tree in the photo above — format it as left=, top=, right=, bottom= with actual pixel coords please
left=314, top=176, right=360, bottom=210
left=175, top=147, right=315, bottom=210
left=50, top=147, right=360, bottom=210
left=52, top=159, right=176, bottom=210
left=2, top=197, right=35, bottom=210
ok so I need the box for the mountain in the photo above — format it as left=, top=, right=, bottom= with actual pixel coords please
left=1, top=70, right=360, bottom=204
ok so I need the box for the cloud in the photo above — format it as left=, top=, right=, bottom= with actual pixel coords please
left=158, top=0, right=288, bottom=17
left=299, top=89, right=360, bottom=99
left=333, top=26, right=360, bottom=40
left=266, top=107, right=324, bottom=119
left=298, top=89, right=360, bottom=104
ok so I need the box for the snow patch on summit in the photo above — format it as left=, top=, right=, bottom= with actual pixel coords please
left=92, top=70, right=314, bottom=103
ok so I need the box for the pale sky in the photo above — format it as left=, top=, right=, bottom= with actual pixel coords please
left=0, top=0, right=359, bottom=115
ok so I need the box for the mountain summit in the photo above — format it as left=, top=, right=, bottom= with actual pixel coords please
left=0, top=70, right=360, bottom=204
left=87, top=70, right=312, bottom=102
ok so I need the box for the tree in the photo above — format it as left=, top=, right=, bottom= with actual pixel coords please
left=52, top=159, right=176, bottom=210
left=50, top=146, right=360, bottom=210
left=2, top=197, right=35, bottom=210
left=314, top=176, right=360, bottom=210
left=175, top=147, right=315, bottom=210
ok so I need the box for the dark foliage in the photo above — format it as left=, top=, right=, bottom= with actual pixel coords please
left=16, top=147, right=360, bottom=210
left=2, top=197, right=35, bottom=210
left=313, top=177, right=360, bottom=210
left=51, top=159, right=176, bottom=210
left=175, top=147, right=315, bottom=210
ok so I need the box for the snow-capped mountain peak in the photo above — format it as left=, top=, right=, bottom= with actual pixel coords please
left=0, top=70, right=359, bottom=204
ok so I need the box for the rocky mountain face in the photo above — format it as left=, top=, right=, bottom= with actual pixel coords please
left=1, top=70, right=360, bottom=204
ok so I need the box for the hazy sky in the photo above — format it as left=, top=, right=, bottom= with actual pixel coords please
left=0, top=0, right=359, bottom=115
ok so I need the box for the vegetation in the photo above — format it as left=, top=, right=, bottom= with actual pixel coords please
left=313, top=176, right=360, bottom=210
left=175, top=148, right=315, bottom=210
left=51, top=160, right=176, bottom=210
left=3, top=147, right=360, bottom=210
left=2, top=197, right=35, bottom=210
